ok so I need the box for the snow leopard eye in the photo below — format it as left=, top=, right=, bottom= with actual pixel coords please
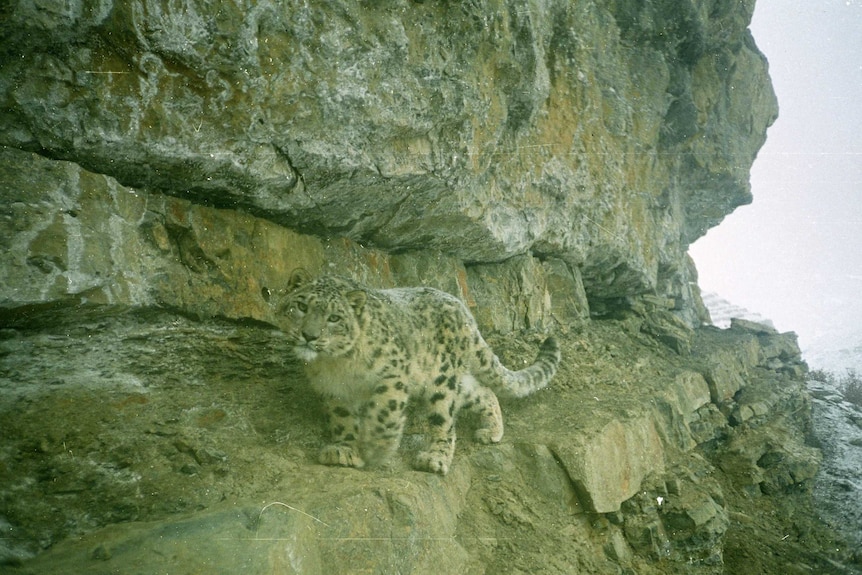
left=295, top=301, right=308, bottom=313
left=327, top=314, right=342, bottom=323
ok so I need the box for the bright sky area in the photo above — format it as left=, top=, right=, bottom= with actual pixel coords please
left=689, top=0, right=862, bottom=352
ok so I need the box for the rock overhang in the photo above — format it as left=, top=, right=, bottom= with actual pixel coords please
left=0, top=0, right=777, bottom=306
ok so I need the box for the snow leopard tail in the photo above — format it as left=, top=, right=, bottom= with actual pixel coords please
left=480, top=336, right=561, bottom=399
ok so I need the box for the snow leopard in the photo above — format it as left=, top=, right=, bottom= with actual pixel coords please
left=271, top=268, right=560, bottom=475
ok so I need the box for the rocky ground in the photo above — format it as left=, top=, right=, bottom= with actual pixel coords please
left=704, top=293, right=862, bottom=566
left=1, top=304, right=860, bottom=574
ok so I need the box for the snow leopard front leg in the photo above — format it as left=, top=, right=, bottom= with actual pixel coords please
left=319, top=397, right=365, bottom=468
left=415, top=375, right=459, bottom=475
left=358, top=380, right=409, bottom=467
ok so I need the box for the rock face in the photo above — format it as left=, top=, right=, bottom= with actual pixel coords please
left=4, top=1, right=855, bottom=574
left=808, top=377, right=862, bottom=554
left=0, top=0, right=776, bottom=308
left=0, top=147, right=586, bottom=331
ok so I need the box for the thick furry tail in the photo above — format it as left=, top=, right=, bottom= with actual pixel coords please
left=483, top=336, right=561, bottom=398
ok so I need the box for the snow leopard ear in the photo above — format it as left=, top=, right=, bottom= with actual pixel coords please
left=346, top=290, right=367, bottom=313
left=287, top=268, right=312, bottom=292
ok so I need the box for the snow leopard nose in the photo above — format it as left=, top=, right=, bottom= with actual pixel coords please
left=302, top=330, right=319, bottom=342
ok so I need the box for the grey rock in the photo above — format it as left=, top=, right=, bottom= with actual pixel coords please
left=730, top=317, right=779, bottom=335
left=0, top=0, right=777, bottom=302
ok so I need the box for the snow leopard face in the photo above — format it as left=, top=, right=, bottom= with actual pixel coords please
left=274, top=270, right=367, bottom=361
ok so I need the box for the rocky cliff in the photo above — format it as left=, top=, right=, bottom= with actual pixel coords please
left=1, top=1, right=856, bottom=574
left=0, top=0, right=777, bottom=315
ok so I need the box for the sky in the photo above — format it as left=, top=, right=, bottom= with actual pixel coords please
left=689, top=0, right=862, bottom=354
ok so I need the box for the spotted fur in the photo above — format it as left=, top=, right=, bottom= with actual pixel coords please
left=271, top=268, right=561, bottom=475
